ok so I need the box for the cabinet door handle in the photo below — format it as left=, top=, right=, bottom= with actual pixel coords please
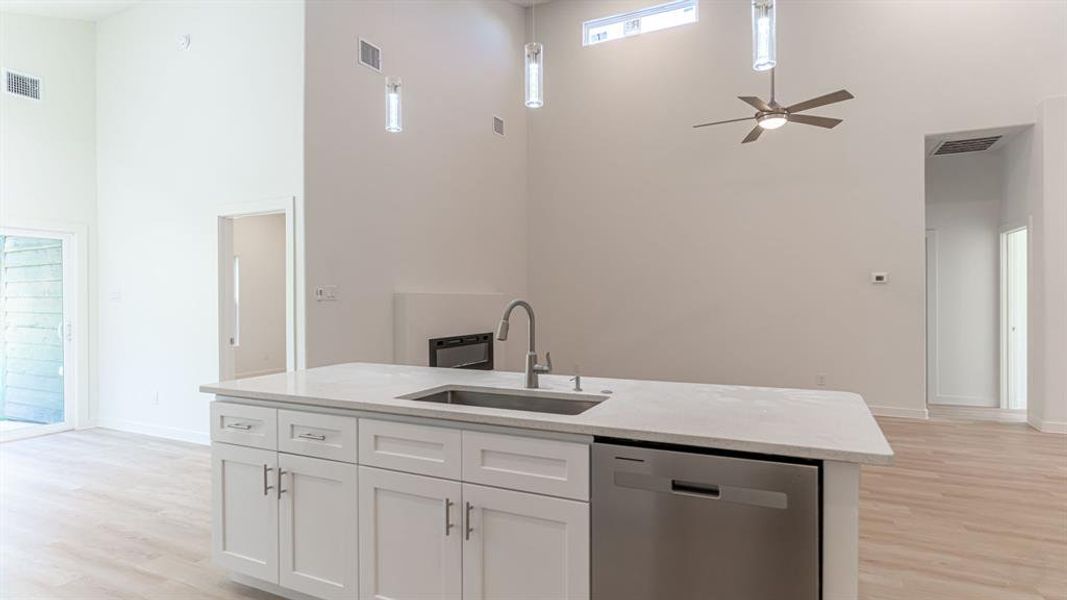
left=297, top=432, right=326, bottom=441
left=278, top=469, right=287, bottom=499
left=464, top=502, right=474, bottom=541
left=444, top=498, right=454, bottom=536
left=262, top=465, right=274, bottom=496
left=226, top=422, right=252, bottom=430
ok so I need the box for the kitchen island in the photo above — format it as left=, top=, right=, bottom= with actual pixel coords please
left=202, top=362, right=892, bottom=600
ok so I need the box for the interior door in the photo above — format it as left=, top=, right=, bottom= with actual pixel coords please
left=1005, top=227, right=1028, bottom=409
left=211, top=443, right=279, bottom=583
left=278, top=453, right=358, bottom=600
left=462, top=483, right=589, bottom=600
left=358, top=466, right=462, bottom=600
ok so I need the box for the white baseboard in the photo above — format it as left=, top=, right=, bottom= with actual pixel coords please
left=96, top=418, right=210, bottom=445
left=930, top=394, right=999, bottom=407
left=1028, top=418, right=1067, bottom=434
left=868, top=405, right=929, bottom=419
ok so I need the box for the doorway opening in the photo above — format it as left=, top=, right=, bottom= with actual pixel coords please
left=218, top=207, right=295, bottom=381
left=1001, top=226, right=1027, bottom=410
left=0, top=228, right=77, bottom=441
left=923, top=125, right=1032, bottom=422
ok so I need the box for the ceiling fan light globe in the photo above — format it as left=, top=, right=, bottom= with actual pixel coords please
left=757, top=114, right=787, bottom=130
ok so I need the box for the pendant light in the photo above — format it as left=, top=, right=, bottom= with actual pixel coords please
left=525, top=3, right=543, bottom=108
left=751, top=0, right=776, bottom=71
left=385, top=76, right=402, bottom=133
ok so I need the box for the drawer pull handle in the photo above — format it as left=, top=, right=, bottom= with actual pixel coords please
left=297, top=432, right=327, bottom=441
left=444, top=498, right=454, bottom=536
left=226, top=422, right=253, bottom=430
left=464, top=502, right=474, bottom=541
left=278, top=470, right=287, bottom=499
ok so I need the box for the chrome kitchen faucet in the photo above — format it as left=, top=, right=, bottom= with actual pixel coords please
left=495, top=299, right=552, bottom=389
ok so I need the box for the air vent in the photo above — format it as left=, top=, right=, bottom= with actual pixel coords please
left=359, top=39, right=381, bottom=72
left=493, top=116, right=505, bottom=136
left=932, top=136, right=1002, bottom=156
left=5, top=70, right=40, bottom=101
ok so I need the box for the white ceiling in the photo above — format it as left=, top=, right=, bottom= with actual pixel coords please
left=0, top=0, right=141, bottom=22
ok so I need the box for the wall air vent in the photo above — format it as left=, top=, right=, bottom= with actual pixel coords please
left=931, top=136, right=1002, bottom=156
left=4, top=70, right=40, bottom=101
left=493, top=116, right=505, bottom=136
left=359, top=39, right=382, bottom=72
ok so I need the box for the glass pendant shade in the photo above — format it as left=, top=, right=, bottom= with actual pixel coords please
left=385, top=76, right=402, bottom=133
left=525, top=42, right=544, bottom=108
left=752, top=0, right=776, bottom=72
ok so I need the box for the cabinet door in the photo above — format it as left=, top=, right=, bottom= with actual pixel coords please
left=359, top=466, right=462, bottom=600
left=278, top=453, right=359, bottom=600
left=211, top=443, right=279, bottom=583
left=462, top=483, right=589, bottom=600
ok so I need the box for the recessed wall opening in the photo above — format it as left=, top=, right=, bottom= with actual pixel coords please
left=924, top=125, right=1032, bottom=420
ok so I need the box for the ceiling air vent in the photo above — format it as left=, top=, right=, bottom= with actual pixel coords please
left=359, top=39, right=381, bottom=72
left=493, top=116, right=505, bottom=136
left=4, top=70, right=40, bottom=101
left=932, top=136, right=1002, bottom=156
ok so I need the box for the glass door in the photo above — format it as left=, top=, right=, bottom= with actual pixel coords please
left=0, top=231, right=73, bottom=441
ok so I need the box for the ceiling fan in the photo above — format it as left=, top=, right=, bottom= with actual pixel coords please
left=693, top=69, right=854, bottom=143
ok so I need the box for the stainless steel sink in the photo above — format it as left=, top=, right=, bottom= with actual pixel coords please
left=397, top=386, right=606, bottom=416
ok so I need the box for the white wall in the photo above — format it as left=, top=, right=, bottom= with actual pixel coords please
left=526, top=0, right=1067, bottom=416
left=1028, top=97, right=1067, bottom=432
left=304, top=0, right=529, bottom=370
left=924, top=153, right=1003, bottom=407
left=95, top=1, right=303, bottom=442
left=232, top=213, right=287, bottom=378
left=0, top=12, right=96, bottom=426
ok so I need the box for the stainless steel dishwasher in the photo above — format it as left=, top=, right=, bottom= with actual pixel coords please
left=592, top=441, right=820, bottom=600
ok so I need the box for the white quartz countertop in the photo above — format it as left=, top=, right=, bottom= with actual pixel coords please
left=201, top=362, right=893, bottom=465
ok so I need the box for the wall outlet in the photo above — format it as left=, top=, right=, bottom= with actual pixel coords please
left=314, top=285, right=339, bottom=301
left=816, top=373, right=827, bottom=387
left=871, top=272, right=889, bottom=284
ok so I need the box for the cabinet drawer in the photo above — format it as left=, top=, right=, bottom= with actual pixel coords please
left=462, top=431, right=589, bottom=500
left=211, top=402, right=277, bottom=450
left=278, top=410, right=358, bottom=463
left=358, top=419, right=462, bottom=480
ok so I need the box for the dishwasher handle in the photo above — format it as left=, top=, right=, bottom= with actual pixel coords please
left=671, top=479, right=721, bottom=499
left=614, top=471, right=788, bottom=510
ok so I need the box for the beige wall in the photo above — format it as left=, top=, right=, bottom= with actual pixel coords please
left=232, top=213, right=287, bottom=378
left=304, top=0, right=529, bottom=369
left=526, top=0, right=1066, bottom=416
left=1029, top=97, right=1067, bottom=432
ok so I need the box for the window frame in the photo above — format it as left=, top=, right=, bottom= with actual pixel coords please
left=582, top=0, right=699, bottom=47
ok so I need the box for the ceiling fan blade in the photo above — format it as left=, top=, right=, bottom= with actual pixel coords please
left=692, top=117, right=754, bottom=129
left=738, top=96, right=772, bottom=112
left=786, top=90, right=854, bottom=114
left=741, top=126, right=764, bottom=144
left=787, top=114, right=843, bottom=129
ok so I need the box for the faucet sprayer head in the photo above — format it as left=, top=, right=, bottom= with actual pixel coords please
left=495, top=319, right=510, bottom=341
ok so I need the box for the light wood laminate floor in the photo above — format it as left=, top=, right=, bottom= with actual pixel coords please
left=0, top=419, right=1064, bottom=599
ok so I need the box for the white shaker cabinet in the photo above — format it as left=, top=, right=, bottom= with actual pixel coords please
left=462, top=483, right=590, bottom=600
left=358, top=466, right=463, bottom=600
left=278, top=453, right=359, bottom=600
left=211, top=443, right=279, bottom=584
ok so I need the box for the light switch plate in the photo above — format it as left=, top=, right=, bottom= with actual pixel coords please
left=871, top=272, right=889, bottom=284
left=315, top=285, right=339, bottom=301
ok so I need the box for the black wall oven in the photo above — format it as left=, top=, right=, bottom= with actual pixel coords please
left=428, top=333, right=494, bottom=370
